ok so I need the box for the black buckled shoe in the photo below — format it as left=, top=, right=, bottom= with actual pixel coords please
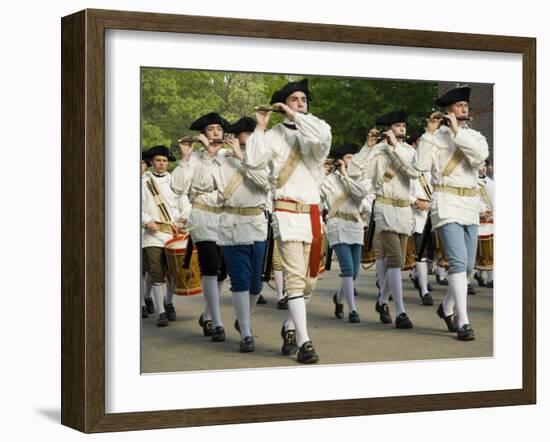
left=348, top=310, right=360, bottom=323
left=277, top=297, right=288, bottom=310
left=457, top=324, right=476, bottom=341
left=165, top=302, right=176, bottom=321
left=436, top=304, right=458, bottom=332
left=436, top=274, right=449, bottom=286
left=141, top=305, right=148, bottom=319
left=281, top=324, right=298, bottom=355
left=375, top=301, right=392, bottom=324
left=467, top=283, right=476, bottom=295
left=145, top=297, right=155, bottom=314
left=474, top=272, right=487, bottom=287
left=395, top=312, right=413, bottom=329
left=420, top=292, right=434, bottom=306
left=198, top=314, right=213, bottom=336
left=156, top=312, right=168, bottom=327
left=296, top=341, right=319, bottom=364
left=257, top=294, right=267, bottom=304
left=239, top=336, right=255, bottom=353
left=333, top=293, right=344, bottom=319
left=211, top=326, right=226, bottom=342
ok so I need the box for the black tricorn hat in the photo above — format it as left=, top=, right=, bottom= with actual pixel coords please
left=141, top=150, right=152, bottom=166
left=375, top=110, right=408, bottom=127
left=144, top=145, right=176, bottom=162
left=225, top=117, right=257, bottom=134
left=270, top=78, right=310, bottom=105
left=189, top=112, right=230, bottom=131
left=435, top=86, right=471, bottom=107
left=328, top=143, right=360, bottom=160
left=407, top=129, right=424, bottom=145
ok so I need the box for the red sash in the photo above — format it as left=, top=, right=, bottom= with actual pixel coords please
left=308, top=204, right=322, bottom=278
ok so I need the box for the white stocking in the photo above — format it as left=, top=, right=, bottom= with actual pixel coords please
left=416, top=261, right=429, bottom=295
left=287, top=294, right=309, bottom=346
left=274, top=270, right=284, bottom=301
left=152, top=283, right=166, bottom=315
left=448, top=272, right=469, bottom=327
left=386, top=267, right=405, bottom=315
left=202, top=275, right=223, bottom=328
left=232, top=291, right=251, bottom=338
left=342, top=276, right=357, bottom=312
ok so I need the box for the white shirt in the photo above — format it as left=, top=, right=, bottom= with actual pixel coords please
left=415, top=125, right=489, bottom=229
left=360, top=183, right=377, bottom=224
left=477, top=174, right=495, bottom=237
left=320, top=171, right=372, bottom=246
left=349, top=141, right=418, bottom=235
left=186, top=151, right=225, bottom=243
left=348, top=144, right=376, bottom=224
left=171, top=151, right=202, bottom=198
left=410, top=172, right=433, bottom=235
left=170, top=151, right=198, bottom=229
left=141, top=172, right=181, bottom=248
left=246, top=113, right=332, bottom=242
left=210, top=149, right=270, bottom=246
left=478, top=175, right=494, bottom=213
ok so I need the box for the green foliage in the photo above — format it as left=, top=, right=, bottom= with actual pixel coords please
left=311, top=77, right=438, bottom=146
left=141, top=68, right=438, bottom=162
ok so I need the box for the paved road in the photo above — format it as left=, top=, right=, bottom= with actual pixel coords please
left=141, top=265, right=493, bottom=373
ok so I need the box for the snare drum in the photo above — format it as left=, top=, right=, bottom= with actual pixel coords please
left=401, top=235, right=417, bottom=271
left=360, top=226, right=376, bottom=265
left=165, top=234, right=202, bottom=296
left=432, top=230, right=449, bottom=270
left=475, top=219, right=494, bottom=271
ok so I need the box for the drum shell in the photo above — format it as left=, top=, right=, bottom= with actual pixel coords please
left=165, top=235, right=202, bottom=296
left=360, top=227, right=376, bottom=265
left=475, top=220, right=494, bottom=271
left=401, top=235, right=416, bottom=271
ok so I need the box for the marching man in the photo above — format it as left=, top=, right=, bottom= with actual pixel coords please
left=141, top=145, right=181, bottom=327
left=320, top=143, right=372, bottom=323
left=414, top=87, right=489, bottom=340
left=247, top=79, right=332, bottom=364
left=348, top=111, right=419, bottom=329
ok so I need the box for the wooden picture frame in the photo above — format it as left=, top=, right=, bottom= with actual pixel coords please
left=61, top=8, right=536, bottom=433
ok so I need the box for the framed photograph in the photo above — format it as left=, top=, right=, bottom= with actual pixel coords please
left=61, top=8, right=536, bottom=433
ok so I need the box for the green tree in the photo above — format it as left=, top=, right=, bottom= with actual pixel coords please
left=312, top=77, right=437, bottom=147
left=141, top=68, right=438, bottom=167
